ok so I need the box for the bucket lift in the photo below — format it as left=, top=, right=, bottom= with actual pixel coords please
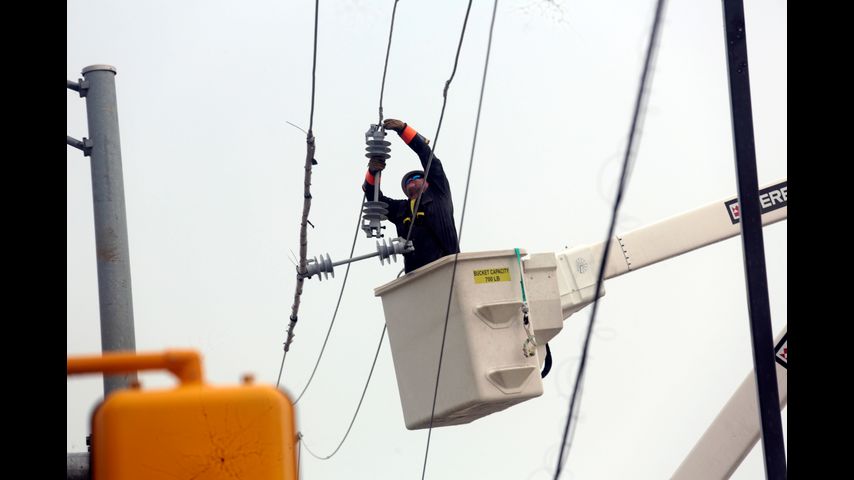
left=372, top=179, right=787, bottom=429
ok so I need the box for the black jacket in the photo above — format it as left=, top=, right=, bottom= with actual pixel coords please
left=363, top=127, right=460, bottom=273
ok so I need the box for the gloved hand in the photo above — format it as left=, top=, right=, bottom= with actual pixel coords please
left=368, top=158, right=386, bottom=173
left=383, top=118, right=406, bottom=134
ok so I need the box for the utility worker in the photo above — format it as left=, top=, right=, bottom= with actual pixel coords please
left=363, top=118, right=460, bottom=273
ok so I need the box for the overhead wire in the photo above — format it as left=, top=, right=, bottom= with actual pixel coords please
left=293, top=0, right=404, bottom=460
left=299, top=322, right=388, bottom=460
left=404, top=0, right=474, bottom=245
left=552, top=0, right=668, bottom=477
left=378, top=0, right=401, bottom=124
left=293, top=199, right=364, bottom=405
left=420, top=1, right=498, bottom=478
left=278, top=0, right=322, bottom=387
left=289, top=0, right=403, bottom=406
left=308, top=0, right=319, bottom=133
left=370, top=0, right=402, bottom=214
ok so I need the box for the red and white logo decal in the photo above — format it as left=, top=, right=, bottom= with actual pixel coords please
left=724, top=181, right=787, bottom=225
left=774, top=333, right=787, bottom=369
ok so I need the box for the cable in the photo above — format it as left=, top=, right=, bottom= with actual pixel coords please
left=299, top=323, right=388, bottom=460
left=292, top=0, right=402, bottom=401
left=421, top=1, right=499, bottom=478
left=278, top=0, right=321, bottom=388
left=404, top=0, right=474, bottom=244
left=378, top=0, right=401, bottom=124
left=293, top=198, right=364, bottom=405
left=552, top=0, right=667, bottom=477
left=308, top=0, right=319, bottom=133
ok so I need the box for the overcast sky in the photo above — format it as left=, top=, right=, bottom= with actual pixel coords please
left=68, top=0, right=786, bottom=478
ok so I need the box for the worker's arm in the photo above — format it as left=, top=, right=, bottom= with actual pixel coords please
left=362, top=160, right=404, bottom=220
left=384, top=119, right=451, bottom=196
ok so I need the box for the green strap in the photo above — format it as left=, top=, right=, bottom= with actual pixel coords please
left=514, top=248, right=527, bottom=303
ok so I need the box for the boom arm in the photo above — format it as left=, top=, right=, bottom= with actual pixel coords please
left=671, top=325, right=787, bottom=479
left=544, top=179, right=787, bottom=340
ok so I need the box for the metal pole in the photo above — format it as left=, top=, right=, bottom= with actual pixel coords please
left=719, top=3, right=786, bottom=478
left=66, top=135, right=92, bottom=155
left=66, top=453, right=89, bottom=480
left=331, top=250, right=381, bottom=267
left=373, top=172, right=381, bottom=203
left=81, top=64, right=138, bottom=395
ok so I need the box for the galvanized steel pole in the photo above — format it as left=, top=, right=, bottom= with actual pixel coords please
left=80, top=64, right=138, bottom=395
left=66, top=452, right=89, bottom=480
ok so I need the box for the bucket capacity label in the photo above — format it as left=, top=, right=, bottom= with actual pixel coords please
left=473, top=267, right=511, bottom=284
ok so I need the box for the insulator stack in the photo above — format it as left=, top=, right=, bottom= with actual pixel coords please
left=362, top=124, right=391, bottom=238
left=301, top=238, right=413, bottom=281
left=377, top=237, right=413, bottom=265
left=304, top=253, right=334, bottom=280
left=365, top=126, right=391, bottom=162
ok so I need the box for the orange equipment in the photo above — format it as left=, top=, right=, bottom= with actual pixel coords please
left=67, top=350, right=297, bottom=480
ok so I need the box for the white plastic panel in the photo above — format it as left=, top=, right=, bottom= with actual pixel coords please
left=375, top=249, right=561, bottom=429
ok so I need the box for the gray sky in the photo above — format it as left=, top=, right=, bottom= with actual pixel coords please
left=67, top=0, right=787, bottom=478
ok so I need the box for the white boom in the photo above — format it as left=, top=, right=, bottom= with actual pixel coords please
left=671, top=326, right=787, bottom=479
left=552, top=178, right=787, bottom=329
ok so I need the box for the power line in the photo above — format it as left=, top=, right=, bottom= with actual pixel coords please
left=552, top=0, right=668, bottom=477
left=308, top=0, right=319, bottom=133
left=378, top=0, right=401, bottom=124
left=299, top=323, right=387, bottom=460
left=458, top=0, right=498, bottom=249
left=405, top=0, right=474, bottom=244
left=291, top=0, right=404, bottom=404
left=278, top=0, right=321, bottom=387
left=421, top=1, right=499, bottom=478
left=293, top=199, right=364, bottom=405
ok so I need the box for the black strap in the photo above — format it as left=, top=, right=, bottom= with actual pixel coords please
left=541, top=343, right=553, bottom=378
